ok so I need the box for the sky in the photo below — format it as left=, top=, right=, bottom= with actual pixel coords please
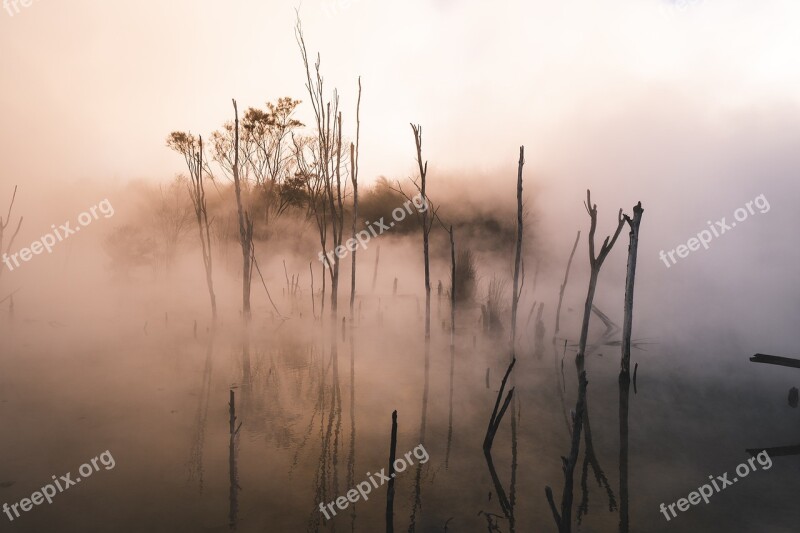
left=2, top=0, right=800, bottom=190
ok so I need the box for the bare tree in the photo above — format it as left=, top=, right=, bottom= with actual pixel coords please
left=0, top=185, right=23, bottom=287
left=510, top=146, right=525, bottom=354
left=166, top=133, right=217, bottom=322
left=296, top=17, right=354, bottom=324
left=397, top=124, right=439, bottom=340
left=231, top=100, right=254, bottom=322
left=349, top=78, right=362, bottom=320
left=546, top=190, right=625, bottom=533
left=619, top=202, right=643, bottom=533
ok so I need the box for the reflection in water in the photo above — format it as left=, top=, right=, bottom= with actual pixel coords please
left=229, top=389, right=242, bottom=531
left=308, top=339, right=343, bottom=533
left=483, top=358, right=516, bottom=531
left=348, top=327, right=357, bottom=531
left=187, top=336, right=214, bottom=492
left=576, top=390, right=617, bottom=524
left=619, top=369, right=631, bottom=533
left=407, top=338, right=429, bottom=533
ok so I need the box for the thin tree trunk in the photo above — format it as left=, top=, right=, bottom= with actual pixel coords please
left=0, top=185, right=23, bottom=290
left=619, top=202, right=643, bottom=533
left=349, top=78, right=361, bottom=319
left=555, top=231, right=581, bottom=339
left=445, top=226, right=456, bottom=467
left=386, top=410, right=397, bottom=533
left=330, top=113, right=344, bottom=321
left=550, top=191, right=625, bottom=533
left=371, top=245, right=380, bottom=292
left=228, top=389, right=241, bottom=530
left=510, top=146, right=524, bottom=355
left=231, top=100, right=253, bottom=323
left=310, top=261, right=316, bottom=320
left=411, top=124, right=431, bottom=340
left=198, top=138, right=217, bottom=323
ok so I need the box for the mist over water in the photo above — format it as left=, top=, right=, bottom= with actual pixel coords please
left=2, top=1, right=800, bottom=532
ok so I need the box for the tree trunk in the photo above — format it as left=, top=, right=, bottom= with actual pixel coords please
left=510, top=147, right=524, bottom=355
left=619, top=201, right=643, bottom=533
left=231, top=100, right=253, bottom=323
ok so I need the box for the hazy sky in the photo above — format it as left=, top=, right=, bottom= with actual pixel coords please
left=2, top=0, right=800, bottom=189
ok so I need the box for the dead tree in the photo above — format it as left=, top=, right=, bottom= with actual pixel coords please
left=231, top=101, right=254, bottom=322
left=296, top=19, right=351, bottom=324
left=166, top=134, right=218, bottom=323
left=208, top=100, right=255, bottom=322
left=546, top=190, right=625, bottom=533
left=619, top=202, right=643, bottom=533
left=510, top=147, right=525, bottom=356
left=0, top=186, right=23, bottom=285
left=412, top=124, right=434, bottom=341
left=445, top=225, right=456, bottom=467
left=349, top=78, right=362, bottom=320
left=328, top=112, right=345, bottom=318
left=386, top=410, right=398, bottom=533
left=392, top=126, right=438, bottom=339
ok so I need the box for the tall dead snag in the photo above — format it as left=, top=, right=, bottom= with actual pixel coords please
left=329, top=112, right=345, bottom=318
left=295, top=18, right=349, bottom=325
left=510, top=147, right=525, bottom=356
left=166, top=134, right=217, bottom=323
left=445, top=225, right=456, bottom=467
left=411, top=124, right=434, bottom=341
left=404, top=128, right=438, bottom=532
left=547, top=190, right=625, bottom=533
left=386, top=410, right=397, bottom=533
left=0, top=186, right=23, bottom=284
left=578, top=190, right=625, bottom=372
left=349, top=77, right=362, bottom=320
left=619, top=201, right=643, bottom=533
left=230, top=100, right=254, bottom=322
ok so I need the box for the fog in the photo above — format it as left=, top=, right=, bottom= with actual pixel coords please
left=1, top=0, right=799, bottom=531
